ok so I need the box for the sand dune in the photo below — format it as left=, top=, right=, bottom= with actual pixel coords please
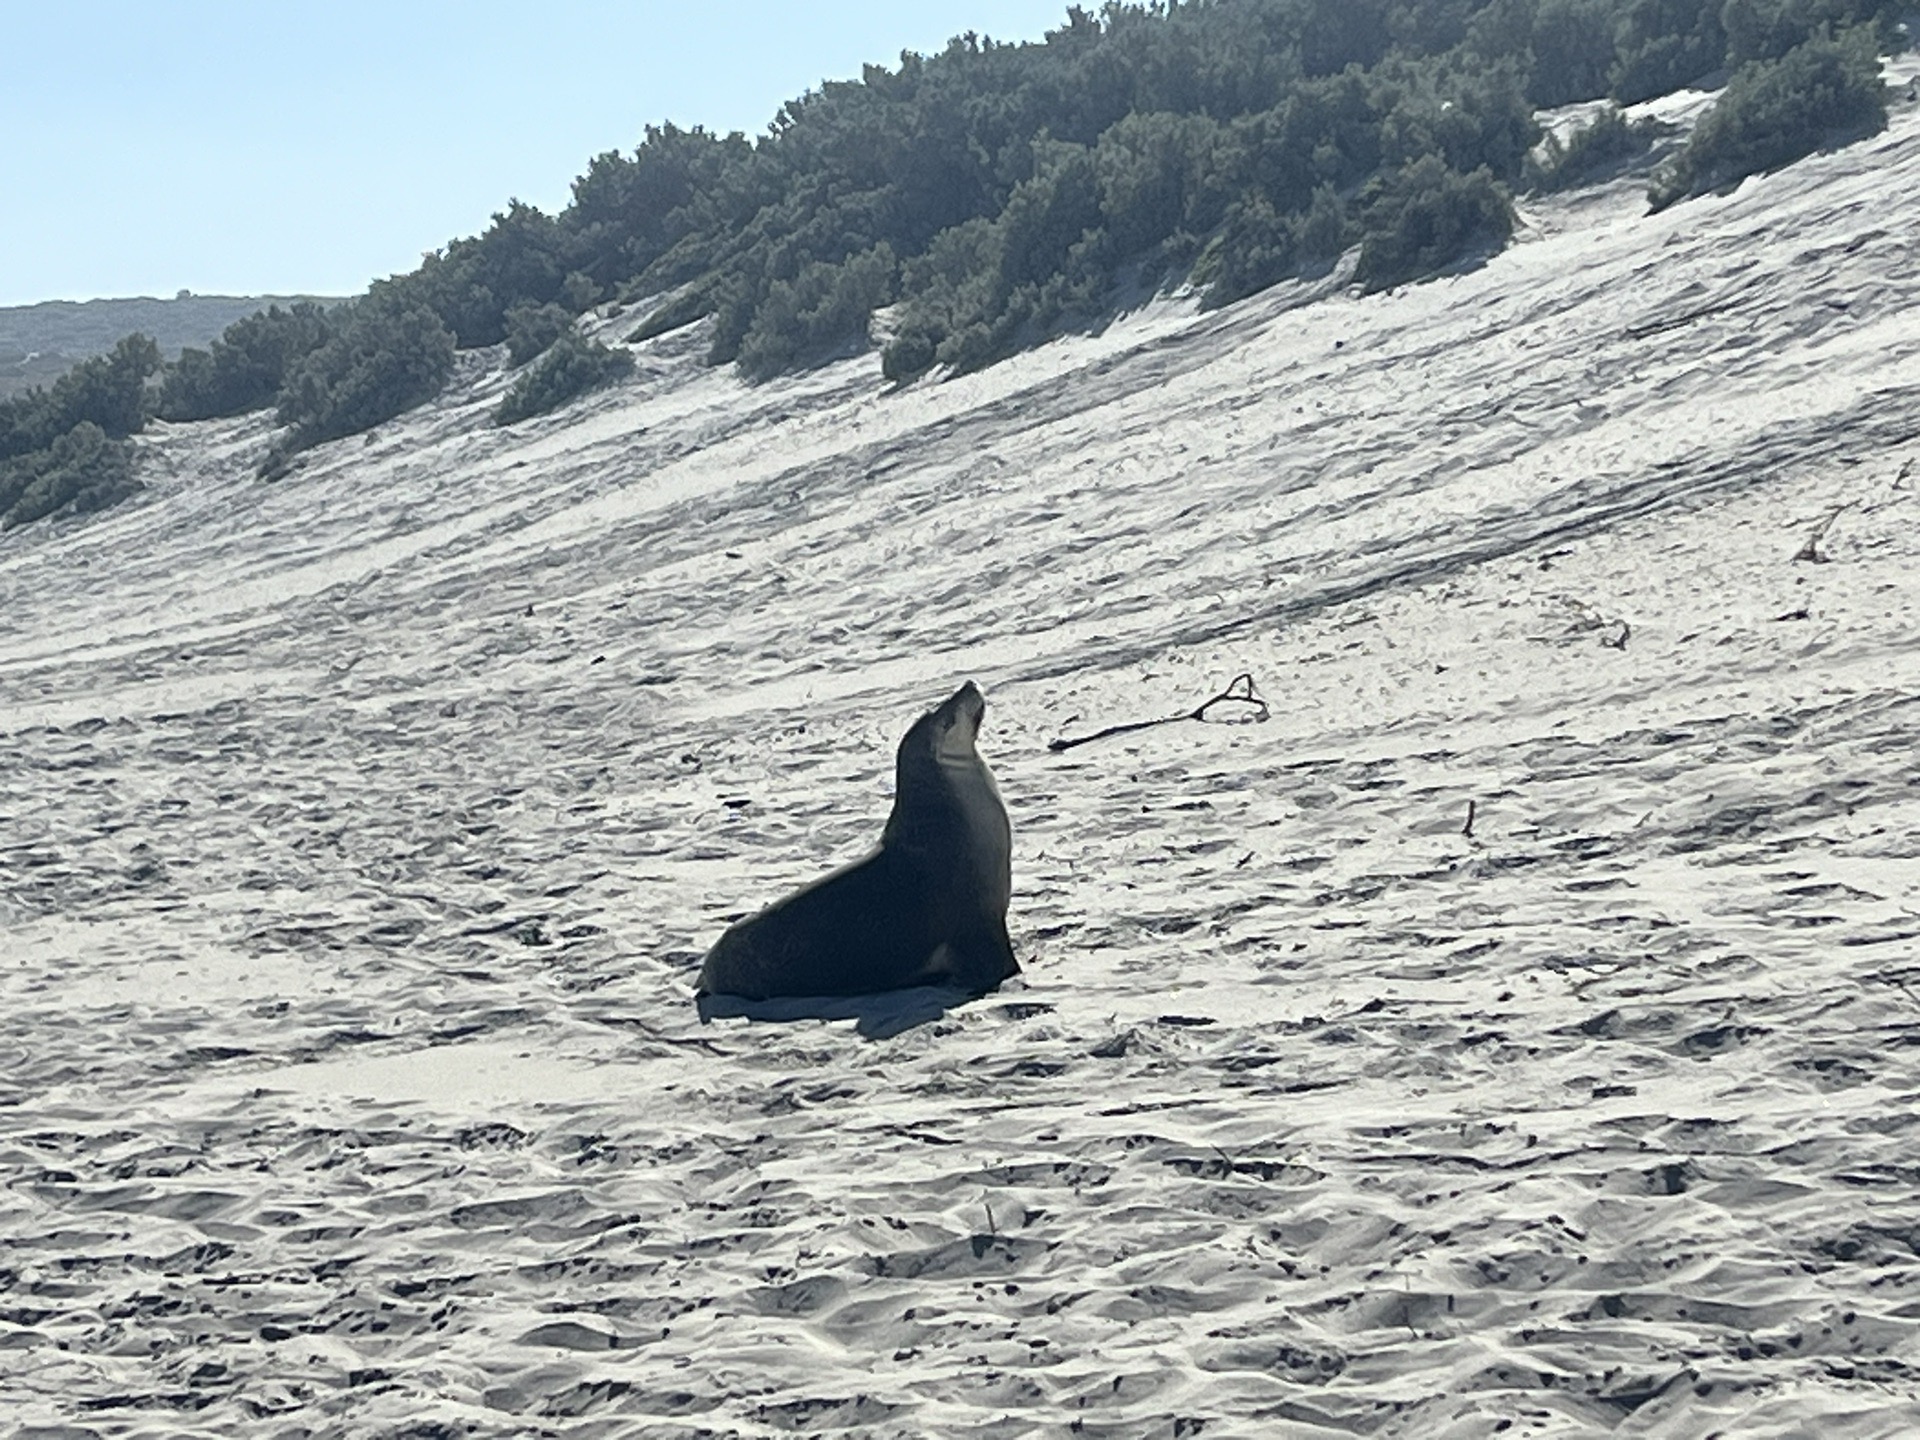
left=5, top=71, right=1920, bottom=1436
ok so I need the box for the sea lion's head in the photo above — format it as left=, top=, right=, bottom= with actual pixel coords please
left=896, top=681, right=990, bottom=796
left=932, top=680, right=986, bottom=765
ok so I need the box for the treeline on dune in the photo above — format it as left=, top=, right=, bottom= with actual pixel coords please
left=1, top=0, right=1901, bottom=528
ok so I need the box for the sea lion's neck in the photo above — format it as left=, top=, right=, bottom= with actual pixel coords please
left=885, top=746, right=1010, bottom=900
left=883, top=753, right=949, bottom=850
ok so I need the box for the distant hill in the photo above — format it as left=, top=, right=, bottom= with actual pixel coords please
left=0, top=293, right=339, bottom=399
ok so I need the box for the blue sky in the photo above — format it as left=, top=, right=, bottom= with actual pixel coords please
left=0, top=1, right=1072, bottom=306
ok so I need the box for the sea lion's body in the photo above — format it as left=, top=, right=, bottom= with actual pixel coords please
left=697, top=681, right=1017, bottom=1000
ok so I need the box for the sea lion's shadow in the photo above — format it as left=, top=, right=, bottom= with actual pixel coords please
left=695, top=985, right=974, bottom=1040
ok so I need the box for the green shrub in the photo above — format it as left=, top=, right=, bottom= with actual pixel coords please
left=404, top=199, right=569, bottom=348
left=0, top=333, right=161, bottom=460
left=1721, top=0, right=1857, bottom=65
left=0, top=422, right=140, bottom=529
left=876, top=148, right=1118, bottom=379
left=1093, top=111, right=1228, bottom=259
left=1612, top=0, right=1729, bottom=102
left=1355, top=158, right=1515, bottom=291
left=504, top=300, right=574, bottom=366
left=1372, top=56, right=1539, bottom=182
left=1649, top=28, right=1886, bottom=206
left=936, top=309, right=1024, bottom=375
left=1527, top=105, right=1665, bottom=190
left=156, top=303, right=332, bottom=421
left=495, top=332, right=634, bottom=425
left=735, top=244, right=898, bottom=380
left=880, top=324, right=939, bottom=384
left=1229, top=70, right=1381, bottom=216
left=1202, top=195, right=1298, bottom=306
left=269, top=287, right=455, bottom=471
left=998, top=145, right=1105, bottom=293
left=566, top=123, right=749, bottom=293
left=1299, top=0, right=1395, bottom=75
left=879, top=219, right=1002, bottom=380
left=704, top=266, right=768, bottom=368
left=1296, top=182, right=1352, bottom=262
left=1524, top=0, right=1626, bottom=106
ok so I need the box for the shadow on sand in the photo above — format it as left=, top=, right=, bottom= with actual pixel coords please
left=695, top=985, right=978, bottom=1040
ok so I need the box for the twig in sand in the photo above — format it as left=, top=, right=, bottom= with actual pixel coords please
left=1462, top=799, right=1477, bottom=839
left=1048, top=673, right=1270, bottom=753
left=1792, top=504, right=1849, bottom=564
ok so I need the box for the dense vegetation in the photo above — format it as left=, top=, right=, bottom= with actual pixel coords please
left=1650, top=27, right=1888, bottom=206
left=496, top=332, right=635, bottom=425
left=1352, top=157, right=1517, bottom=291
left=260, top=286, right=456, bottom=477
left=505, top=301, right=576, bottom=367
left=0, top=334, right=160, bottom=459
left=157, top=303, right=334, bottom=421
left=558, top=0, right=1894, bottom=381
left=0, top=335, right=158, bottom=527
left=4, top=0, right=1904, bottom=526
left=0, top=422, right=142, bottom=529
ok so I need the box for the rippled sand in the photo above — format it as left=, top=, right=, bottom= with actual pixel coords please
left=5, top=72, right=1920, bottom=1438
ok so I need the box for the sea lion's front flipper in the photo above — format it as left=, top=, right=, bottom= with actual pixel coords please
left=921, top=924, right=1018, bottom=996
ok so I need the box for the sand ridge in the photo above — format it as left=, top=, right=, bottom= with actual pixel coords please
left=3, top=69, right=1920, bottom=1437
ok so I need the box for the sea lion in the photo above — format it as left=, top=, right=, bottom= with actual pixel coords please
left=696, top=680, right=1017, bottom=1000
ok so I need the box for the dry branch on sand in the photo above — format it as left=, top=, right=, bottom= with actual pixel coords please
left=1048, top=673, right=1270, bottom=752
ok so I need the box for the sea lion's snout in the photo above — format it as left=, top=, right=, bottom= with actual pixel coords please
left=944, top=680, right=987, bottom=740
left=924, top=681, right=988, bottom=765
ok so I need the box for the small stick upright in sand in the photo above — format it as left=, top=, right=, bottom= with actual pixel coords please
left=1462, top=799, right=1477, bottom=839
left=1793, top=505, right=1849, bottom=564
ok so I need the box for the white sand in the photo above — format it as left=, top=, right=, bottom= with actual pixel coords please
left=4, top=71, right=1920, bottom=1436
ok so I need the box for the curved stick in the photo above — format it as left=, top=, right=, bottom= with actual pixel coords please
left=1048, top=672, right=1270, bottom=753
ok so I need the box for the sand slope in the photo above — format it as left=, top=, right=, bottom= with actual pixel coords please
left=4, top=75, right=1920, bottom=1437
